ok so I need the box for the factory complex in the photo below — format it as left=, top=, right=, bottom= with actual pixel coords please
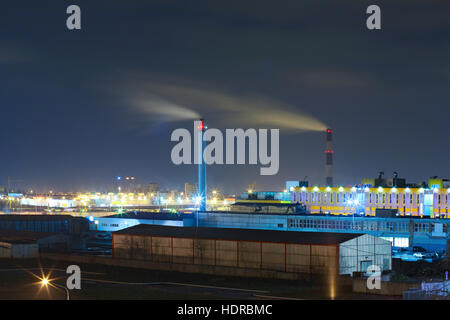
left=89, top=176, right=450, bottom=253
left=2, top=126, right=449, bottom=281
left=113, top=225, right=392, bottom=277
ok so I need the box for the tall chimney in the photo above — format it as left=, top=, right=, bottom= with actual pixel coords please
left=325, top=128, right=333, bottom=187
left=197, top=118, right=207, bottom=211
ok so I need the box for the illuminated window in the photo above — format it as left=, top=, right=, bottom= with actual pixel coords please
left=414, top=223, right=428, bottom=233
left=394, top=238, right=409, bottom=248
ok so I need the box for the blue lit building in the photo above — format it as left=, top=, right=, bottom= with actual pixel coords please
left=194, top=212, right=447, bottom=251
left=91, top=178, right=450, bottom=252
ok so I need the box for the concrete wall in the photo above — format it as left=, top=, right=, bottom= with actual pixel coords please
left=113, top=234, right=339, bottom=275
left=353, top=278, right=419, bottom=296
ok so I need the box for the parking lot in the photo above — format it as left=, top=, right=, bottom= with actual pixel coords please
left=392, top=246, right=444, bottom=262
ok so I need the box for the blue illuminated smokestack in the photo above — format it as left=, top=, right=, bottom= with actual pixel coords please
left=198, top=118, right=207, bottom=212
left=325, top=128, right=333, bottom=187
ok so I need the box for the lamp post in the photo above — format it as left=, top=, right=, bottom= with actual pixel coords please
left=41, top=277, right=70, bottom=300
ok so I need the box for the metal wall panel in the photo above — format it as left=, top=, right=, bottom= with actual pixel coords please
left=113, top=233, right=391, bottom=276
left=215, top=240, right=237, bottom=267
left=113, top=234, right=132, bottom=259
left=311, top=245, right=337, bottom=274
left=261, top=242, right=285, bottom=271
left=194, top=239, right=215, bottom=265
left=238, top=241, right=261, bottom=269
left=286, top=244, right=311, bottom=273
left=151, top=236, right=171, bottom=262
left=172, top=238, right=194, bottom=264
left=131, top=235, right=147, bottom=260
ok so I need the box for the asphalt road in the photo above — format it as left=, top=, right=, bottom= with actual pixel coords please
left=0, top=258, right=398, bottom=300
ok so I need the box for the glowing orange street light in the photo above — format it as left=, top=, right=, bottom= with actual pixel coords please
left=40, top=277, right=70, bottom=300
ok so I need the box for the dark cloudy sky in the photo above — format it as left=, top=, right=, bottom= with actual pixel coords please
left=0, top=0, right=448, bottom=193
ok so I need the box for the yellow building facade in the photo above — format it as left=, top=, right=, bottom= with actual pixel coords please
left=292, top=185, right=450, bottom=217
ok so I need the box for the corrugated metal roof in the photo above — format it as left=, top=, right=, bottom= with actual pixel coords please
left=114, top=225, right=364, bottom=245
left=104, top=212, right=189, bottom=220
left=0, top=214, right=75, bottom=221
left=0, top=230, right=60, bottom=243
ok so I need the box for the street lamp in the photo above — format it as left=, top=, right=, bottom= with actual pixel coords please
left=40, top=277, right=70, bottom=300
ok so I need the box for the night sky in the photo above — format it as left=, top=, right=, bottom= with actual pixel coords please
left=0, top=0, right=448, bottom=193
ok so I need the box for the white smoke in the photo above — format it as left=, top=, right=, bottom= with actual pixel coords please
left=114, top=73, right=327, bottom=131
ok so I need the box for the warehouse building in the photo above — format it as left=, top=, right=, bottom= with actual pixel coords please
left=0, top=230, right=70, bottom=257
left=0, top=240, right=38, bottom=259
left=0, top=215, right=89, bottom=234
left=0, top=215, right=88, bottom=251
left=113, top=225, right=391, bottom=276
left=92, top=212, right=189, bottom=232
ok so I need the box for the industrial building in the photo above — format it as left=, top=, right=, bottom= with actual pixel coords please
left=291, top=178, right=450, bottom=217
left=92, top=192, right=450, bottom=251
left=91, top=212, right=190, bottom=232
left=240, top=191, right=291, bottom=201
left=0, top=215, right=89, bottom=234
left=88, top=130, right=450, bottom=256
left=0, top=215, right=89, bottom=251
left=113, top=225, right=391, bottom=276
left=196, top=211, right=447, bottom=251
left=0, top=240, right=38, bottom=258
left=0, top=230, right=70, bottom=257
left=231, top=178, right=450, bottom=218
